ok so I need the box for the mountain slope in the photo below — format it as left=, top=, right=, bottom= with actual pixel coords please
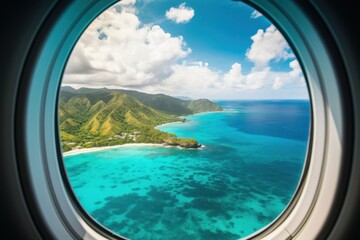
left=182, top=99, right=223, bottom=114
left=59, top=87, right=223, bottom=151
left=61, top=87, right=223, bottom=115
left=59, top=90, right=179, bottom=151
left=78, top=92, right=178, bottom=136
left=120, top=89, right=193, bottom=115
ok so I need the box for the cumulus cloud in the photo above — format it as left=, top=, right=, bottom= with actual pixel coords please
left=289, top=59, right=303, bottom=80
left=63, top=4, right=192, bottom=89
left=271, top=60, right=305, bottom=89
left=224, top=63, right=269, bottom=90
left=223, top=60, right=304, bottom=91
left=165, top=3, right=195, bottom=23
left=272, top=76, right=284, bottom=90
left=224, top=63, right=245, bottom=89
left=162, top=61, right=220, bottom=94
left=63, top=4, right=304, bottom=97
left=63, top=4, right=220, bottom=96
left=221, top=26, right=303, bottom=91
left=246, top=25, right=294, bottom=69
left=250, top=10, right=262, bottom=19
left=226, top=24, right=306, bottom=91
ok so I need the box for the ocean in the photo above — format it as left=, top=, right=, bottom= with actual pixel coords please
left=63, top=100, right=310, bottom=239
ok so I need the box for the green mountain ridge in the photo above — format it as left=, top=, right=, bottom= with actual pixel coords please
left=59, top=87, right=223, bottom=151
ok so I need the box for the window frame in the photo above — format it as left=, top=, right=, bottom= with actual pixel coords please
left=15, top=0, right=350, bottom=239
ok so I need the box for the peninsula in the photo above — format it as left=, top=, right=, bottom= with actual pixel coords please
left=59, top=87, right=222, bottom=151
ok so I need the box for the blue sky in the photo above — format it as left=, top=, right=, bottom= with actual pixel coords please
left=136, top=0, right=274, bottom=73
left=62, top=0, right=309, bottom=100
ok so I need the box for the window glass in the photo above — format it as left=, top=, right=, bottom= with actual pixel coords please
left=59, top=1, right=310, bottom=239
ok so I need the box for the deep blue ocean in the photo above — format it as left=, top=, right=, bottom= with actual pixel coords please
left=64, top=100, right=310, bottom=239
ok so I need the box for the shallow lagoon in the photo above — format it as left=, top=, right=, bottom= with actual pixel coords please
left=64, top=100, right=310, bottom=239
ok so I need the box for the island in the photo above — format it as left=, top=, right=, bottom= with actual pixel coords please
left=163, top=137, right=201, bottom=149
left=59, top=87, right=222, bottom=151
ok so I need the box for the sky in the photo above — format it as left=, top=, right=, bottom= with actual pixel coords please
left=62, top=0, right=309, bottom=100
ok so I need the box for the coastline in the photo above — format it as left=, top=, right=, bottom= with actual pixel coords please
left=62, top=143, right=164, bottom=157
left=156, top=110, right=225, bottom=129
left=190, top=110, right=225, bottom=116
left=180, top=110, right=224, bottom=118
left=64, top=111, right=223, bottom=157
left=155, top=120, right=184, bottom=129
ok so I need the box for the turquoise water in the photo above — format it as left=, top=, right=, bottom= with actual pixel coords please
left=64, top=100, right=310, bottom=239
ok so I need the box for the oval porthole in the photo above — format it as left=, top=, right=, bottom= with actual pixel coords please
left=58, top=1, right=311, bottom=239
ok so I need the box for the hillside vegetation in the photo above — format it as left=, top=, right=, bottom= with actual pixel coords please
left=59, top=87, right=222, bottom=151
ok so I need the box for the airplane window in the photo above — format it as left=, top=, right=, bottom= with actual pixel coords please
left=58, top=1, right=310, bottom=239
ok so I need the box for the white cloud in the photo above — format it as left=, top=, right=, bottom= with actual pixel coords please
left=222, top=24, right=306, bottom=93
left=289, top=59, right=303, bottom=80
left=224, top=63, right=268, bottom=90
left=246, top=25, right=294, bottom=69
left=63, top=5, right=191, bottom=89
left=223, top=59, right=305, bottom=92
left=250, top=10, right=262, bottom=19
left=161, top=62, right=220, bottom=94
left=271, top=60, right=305, bottom=89
left=64, top=45, right=93, bottom=74
left=245, top=67, right=270, bottom=89
left=272, top=76, right=284, bottom=90
left=63, top=4, right=305, bottom=98
left=165, top=3, right=195, bottom=24
left=224, top=63, right=245, bottom=88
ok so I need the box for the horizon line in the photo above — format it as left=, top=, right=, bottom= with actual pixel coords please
left=60, top=85, right=310, bottom=101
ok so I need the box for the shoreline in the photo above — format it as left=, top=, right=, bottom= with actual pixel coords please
left=190, top=110, right=225, bottom=116
left=63, top=143, right=164, bottom=157
left=179, top=110, right=224, bottom=118
left=155, top=120, right=184, bottom=129
left=63, top=142, right=205, bottom=157
left=156, top=110, right=226, bottom=129
left=63, top=111, right=222, bottom=157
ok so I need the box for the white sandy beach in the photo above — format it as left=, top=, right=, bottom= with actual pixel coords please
left=62, top=143, right=164, bottom=156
